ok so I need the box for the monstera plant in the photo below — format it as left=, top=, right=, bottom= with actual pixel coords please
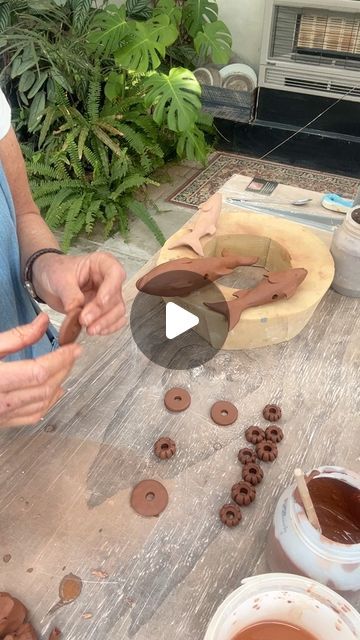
left=0, top=0, right=233, bottom=248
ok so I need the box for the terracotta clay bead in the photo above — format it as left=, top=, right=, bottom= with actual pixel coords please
left=265, top=425, right=284, bottom=444
left=237, top=448, right=257, bottom=465
left=231, top=481, right=256, bottom=507
left=130, top=480, right=168, bottom=517
left=210, top=401, right=238, bottom=426
left=256, top=440, right=278, bottom=463
left=263, top=404, right=282, bottom=422
left=242, top=462, right=264, bottom=486
left=154, top=437, right=176, bottom=460
left=164, top=387, right=191, bottom=413
left=245, top=426, right=265, bottom=445
left=219, top=503, right=242, bottom=527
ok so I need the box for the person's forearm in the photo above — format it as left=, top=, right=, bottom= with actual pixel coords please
left=0, top=128, right=59, bottom=274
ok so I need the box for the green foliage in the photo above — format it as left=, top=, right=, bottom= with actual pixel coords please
left=114, top=15, right=178, bottom=73
left=194, top=20, right=232, bottom=64
left=126, top=0, right=152, bottom=20
left=144, top=67, right=201, bottom=132
left=0, top=0, right=233, bottom=247
left=183, top=0, right=218, bottom=38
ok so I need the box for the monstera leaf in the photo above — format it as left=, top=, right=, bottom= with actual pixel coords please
left=194, top=20, right=232, bottom=64
left=88, top=4, right=129, bottom=56
left=183, top=0, right=218, bottom=38
left=144, top=67, right=201, bottom=132
left=176, top=126, right=208, bottom=164
left=114, top=15, right=178, bottom=73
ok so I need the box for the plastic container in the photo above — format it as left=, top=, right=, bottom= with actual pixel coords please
left=204, top=573, right=360, bottom=640
left=331, top=207, right=360, bottom=297
left=267, top=466, right=360, bottom=594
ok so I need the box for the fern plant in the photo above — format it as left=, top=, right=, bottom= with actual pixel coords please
left=25, top=145, right=164, bottom=251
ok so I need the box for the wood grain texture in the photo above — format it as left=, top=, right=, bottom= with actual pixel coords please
left=0, top=248, right=359, bottom=640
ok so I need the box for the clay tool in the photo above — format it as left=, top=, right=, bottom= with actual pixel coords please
left=205, top=268, right=308, bottom=330
left=294, top=468, right=322, bottom=532
left=227, top=197, right=313, bottom=207
left=225, top=199, right=342, bottom=231
left=168, top=192, right=222, bottom=256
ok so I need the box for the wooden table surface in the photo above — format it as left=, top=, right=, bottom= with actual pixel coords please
left=1, top=245, right=360, bottom=640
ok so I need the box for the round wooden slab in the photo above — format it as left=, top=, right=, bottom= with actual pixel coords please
left=158, top=210, right=334, bottom=350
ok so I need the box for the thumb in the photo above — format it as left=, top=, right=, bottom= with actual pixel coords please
left=0, top=313, right=49, bottom=359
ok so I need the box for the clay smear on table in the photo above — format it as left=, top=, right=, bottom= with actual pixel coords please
left=206, top=268, right=308, bottom=330
left=47, top=573, right=82, bottom=615
left=168, top=192, right=222, bottom=256
left=136, top=252, right=258, bottom=298
left=232, top=621, right=319, bottom=640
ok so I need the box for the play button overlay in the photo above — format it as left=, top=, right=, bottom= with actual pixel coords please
left=130, top=268, right=229, bottom=370
left=166, top=303, right=199, bottom=340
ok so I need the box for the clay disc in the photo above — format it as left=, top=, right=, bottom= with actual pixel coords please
left=210, top=401, right=238, bottom=426
left=58, top=308, right=82, bottom=346
left=131, top=480, right=168, bottom=517
left=164, top=387, right=191, bottom=412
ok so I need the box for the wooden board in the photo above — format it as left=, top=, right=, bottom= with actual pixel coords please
left=0, top=249, right=359, bottom=640
left=158, top=208, right=335, bottom=349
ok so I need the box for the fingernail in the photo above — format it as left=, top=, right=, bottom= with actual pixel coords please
left=82, top=314, right=92, bottom=326
left=74, top=345, right=83, bottom=357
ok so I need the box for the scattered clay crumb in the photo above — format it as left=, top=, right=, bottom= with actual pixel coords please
left=48, top=628, right=61, bottom=640
left=26, top=568, right=34, bottom=573
left=91, top=568, right=109, bottom=579
left=62, top=566, right=66, bottom=571
left=98, top=529, right=103, bottom=533
left=44, top=424, right=56, bottom=433
left=3, top=554, right=11, bottom=563
left=82, top=612, right=93, bottom=620
left=125, top=597, right=135, bottom=607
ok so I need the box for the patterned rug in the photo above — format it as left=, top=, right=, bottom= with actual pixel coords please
left=168, top=152, right=359, bottom=208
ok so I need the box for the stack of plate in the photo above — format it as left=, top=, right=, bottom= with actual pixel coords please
left=194, top=63, right=257, bottom=92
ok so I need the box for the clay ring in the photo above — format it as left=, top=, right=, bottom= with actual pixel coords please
left=256, top=440, right=278, bottom=462
left=263, top=404, right=282, bottom=422
left=58, top=307, right=82, bottom=346
left=245, top=426, right=265, bottom=445
left=130, top=480, right=168, bottom=517
left=231, top=481, right=256, bottom=506
left=219, top=503, right=242, bottom=527
left=265, top=425, right=284, bottom=443
left=154, top=437, right=176, bottom=460
left=242, top=462, right=264, bottom=486
left=164, top=387, right=191, bottom=412
left=210, top=401, right=238, bottom=426
left=237, top=447, right=257, bottom=465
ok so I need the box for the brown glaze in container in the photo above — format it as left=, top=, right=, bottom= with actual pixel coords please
left=266, top=466, right=360, bottom=594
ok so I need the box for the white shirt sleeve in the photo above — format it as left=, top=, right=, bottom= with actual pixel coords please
left=0, top=88, right=11, bottom=140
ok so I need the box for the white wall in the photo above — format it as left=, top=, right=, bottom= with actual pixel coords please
left=217, top=0, right=266, bottom=72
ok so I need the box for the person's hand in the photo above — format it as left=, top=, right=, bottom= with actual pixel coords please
left=0, top=313, right=82, bottom=428
left=32, top=251, right=126, bottom=336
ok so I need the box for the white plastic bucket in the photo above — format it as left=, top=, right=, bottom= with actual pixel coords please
left=204, top=573, right=360, bottom=640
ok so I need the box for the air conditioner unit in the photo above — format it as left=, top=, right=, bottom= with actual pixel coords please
left=259, top=0, right=360, bottom=102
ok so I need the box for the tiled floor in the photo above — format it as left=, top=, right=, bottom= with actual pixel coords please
left=44, top=160, right=199, bottom=327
